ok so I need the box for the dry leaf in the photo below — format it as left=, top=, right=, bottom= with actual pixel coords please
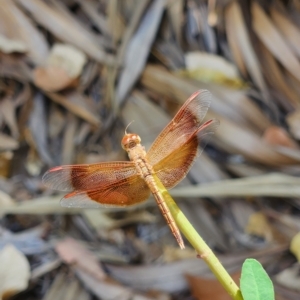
left=48, top=104, right=66, bottom=139
left=0, top=245, right=30, bottom=299
left=55, top=238, right=150, bottom=300
left=185, top=52, right=239, bottom=78
left=182, top=52, right=245, bottom=88
left=141, top=65, right=297, bottom=166
left=0, top=226, right=48, bottom=256
left=290, top=232, right=300, bottom=261
left=245, top=212, right=273, bottom=242
left=49, top=44, right=87, bottom=77
left=30, top=258, right=61, bottom=280
left=39, top=272, right=89, bottom=300
left=1, top=195, right=145, bottom=216
left=171, top=173, right=300, bottom=198
left=116, top=0, right=166, bottom=106
left=106, top=245, right=285, bottom=293
left=286, top=111, right=300, bottom=140
left=0, top=34, right=27, bottom=54
left=76, top=0, right=111, bottom=37
left=107, top=0, right=125, bottom=45
left=0, top=96, right=19, bottom=139
left=178, top=71, right=245, bottom=89
left=28, top=93, right=53, bottom=165
left=25, top=147, right=43, bottom=176
left=263, top=126, right=298, bottom=149
left=0, top=152, right=13, bottom=178
left=61, top=113, right=78, bottom=165
left=252, top=2, right=300, bottom=82
left=0, top=133, right=19, bottom=151
left=46, top=92, right=100, bottom=127
left=106, top=258, right=207, bottom=293
left=34, top=43, right=86, bottom=92
left=270, top=8, right=300, bottom=58
left=141, top=65, right=270, bottom=132
left=224, top=4, right=246, bottom=76
left=0, top=196, right=82, bottom=215
left=16, top=0, right=114, bottom=64
left=275, top=264, right=300, bottom=292
left=163, top=245, right=196, bottom=263
left=55, top=237, right=106, bottom=281
left=225, top=2, right=269, bottom=99
left=186, top=272, right=240, bottom=300
left=167, top=0, right=183, bottom=45
left=0, top=190, right=15, bottom=217
left=0, top=1, right=49, bottom=64
left=257, top=41, right=299, bottom=109
left=75, top=269, right=134, bottom=300
left=121, top=0, right=154, bottom=57
left=82, top=210, right=120, bottom=230
left=34, top=66, right=77, bottom=92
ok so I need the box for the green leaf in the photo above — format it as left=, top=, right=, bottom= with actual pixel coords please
left=240, top=259, right=274, bottom=300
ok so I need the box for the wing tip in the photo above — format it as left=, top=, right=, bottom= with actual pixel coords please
left=64, top=191, right=77, bottom=199
left=42, top=166, right=73, bottom=192
left=60, top=191, right=104, bottom=209
left=196, top=118, right=220, bottom=137
left=48, top=166, right=63, bottom=173
left=42, top=166, right=62, bottom=181
left=42, top=171, right=51, bottom=186
left=202, top=118, right=220, bottom=128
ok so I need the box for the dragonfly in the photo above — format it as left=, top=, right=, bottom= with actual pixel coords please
left=43, top=90, right=219, bottom=249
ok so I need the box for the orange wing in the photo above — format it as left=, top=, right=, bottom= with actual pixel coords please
left=147, top=90, right=212, bottom=165
left=153, top=119, right=219, bottom=188
left=43, top=162, right=151, bottom=208
left=147, top=90, right=219, bottom=188
left=60, top=176, right=151, bottom=208
left=43, top=162, right=137, bottom=191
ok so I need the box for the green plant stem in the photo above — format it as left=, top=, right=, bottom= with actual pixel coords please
left=153, top=174, right=243, bottom=300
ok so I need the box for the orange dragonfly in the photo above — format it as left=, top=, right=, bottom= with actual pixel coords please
left=43, top=90, right=219, bottom=249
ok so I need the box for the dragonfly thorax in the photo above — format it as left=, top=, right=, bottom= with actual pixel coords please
left=121, top=133, right=142, bottom=151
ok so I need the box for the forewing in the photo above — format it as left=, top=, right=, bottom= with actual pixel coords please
left=154, top=119, right=219, bottom=189
left=42, top=162, right=137, bottom=192
left=147, top=90, right=212, bottom=166
left=60, top=175, right=151, bottom=208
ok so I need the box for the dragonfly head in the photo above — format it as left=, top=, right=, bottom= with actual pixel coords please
left=121, top=133, right=141, bottom=151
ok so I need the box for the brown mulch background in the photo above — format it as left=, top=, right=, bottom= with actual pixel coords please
left=1, top=1, right=300, bottom=299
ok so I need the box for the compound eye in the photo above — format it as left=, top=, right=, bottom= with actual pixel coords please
left=128, top=141, right=136, bottom=148
left=133, top=135, right=141, bottom=143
